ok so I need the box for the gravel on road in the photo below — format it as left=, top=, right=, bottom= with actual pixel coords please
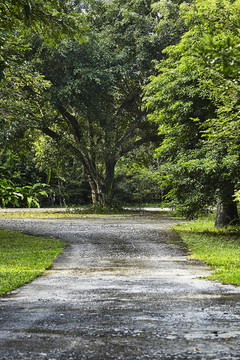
left=0, top=214, right=240, bottom=360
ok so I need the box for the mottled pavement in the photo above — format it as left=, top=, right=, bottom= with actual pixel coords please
left=0, top=214, right=240, bottom=360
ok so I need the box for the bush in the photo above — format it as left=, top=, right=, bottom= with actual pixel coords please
left=0, top=179, right=48, bottom=208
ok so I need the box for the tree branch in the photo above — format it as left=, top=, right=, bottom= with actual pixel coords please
left=41, top=126, right=62, bottom=142
left=40, top=126, right=99, bottom=187
left=115, top=111, right=147, bottom=149
left=116, top=134, right=163, bottom=161
left=116, top=90, right=141, bottom=117
left=57, top=104, right=82, bottom=142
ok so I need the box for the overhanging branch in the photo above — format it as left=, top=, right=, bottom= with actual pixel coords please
left=40, top=126, right=98, bottom=184
left=57, top=104, right=82, bottom=142
left=115, top=111, right=147, bottom=150
left=41, top=126, right=62, bottom=142
left=116, top=134, right=163, bottom=161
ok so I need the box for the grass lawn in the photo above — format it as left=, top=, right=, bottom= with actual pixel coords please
left=173, top=220, right=240, bottom=286
left=0, top=228, right=66, bottom=296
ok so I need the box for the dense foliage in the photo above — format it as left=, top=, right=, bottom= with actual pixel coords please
left=145, top=0, right=240, bottom=226
left=0, top=0, right=87, bottom=77
left=1, top=0, right=174, bottom=207
left=1, top=0, right=240, bottom=226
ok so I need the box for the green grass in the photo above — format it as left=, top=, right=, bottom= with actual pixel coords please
left=0, top=206, right=178, bottom=218
left=174, top=220, right=240, bottom=285
left=0, top=209, right=78, bottom=219
left=0, top=229, right=66, bottom=296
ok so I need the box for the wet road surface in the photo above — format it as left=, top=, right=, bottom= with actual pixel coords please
left=0, top=215, right=240, bottom=360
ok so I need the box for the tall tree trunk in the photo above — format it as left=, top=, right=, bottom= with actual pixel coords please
left=86, top=174, right=108, bottom=206
left=215, top=185, right=238, bottom=227
left=104, top=159, right=116, bottom=205
left=87, top=174, right=99, bottom=205
left=86, top=159, right=116, bottom=207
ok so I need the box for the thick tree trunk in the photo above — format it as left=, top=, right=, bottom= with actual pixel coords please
left=215, top=186, right=238, bottom=227
left=87, top=175, right=98, bottom=204
left=215, top=201, right=238, bottom=227
left=87, top=177, right=105, bottom=206
left=86, top=159, right=116, bottom=207
left=104, top=159, right=116, bottom=205
left=88, top=181, right=108, bottom=207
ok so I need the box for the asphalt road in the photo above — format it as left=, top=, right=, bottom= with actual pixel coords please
left=0, top=215, right=240, bottom=360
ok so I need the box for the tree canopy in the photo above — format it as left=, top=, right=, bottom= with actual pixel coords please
left=145, top=0, right=240, bottom=226
left=0, top=0, right=87, bottom=77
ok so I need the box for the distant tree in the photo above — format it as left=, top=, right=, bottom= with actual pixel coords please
left=31, top=0, right=193, bottom=206
left=34, top=136, right=90, bottom=206
left=115, top=145, right=163, bottom=205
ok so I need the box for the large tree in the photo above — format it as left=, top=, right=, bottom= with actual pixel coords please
left=34, top=0, right=163, bottom=205
left=1, top=0, right=166, bottom=206
left=145, top=0, right=240, bottom=226
left=1, top=0, right=191, bottom=207
left=34, top=0, right=194, bottom=206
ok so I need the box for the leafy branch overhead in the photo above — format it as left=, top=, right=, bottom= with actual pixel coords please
left=0, top=0, right=88, bottom=77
